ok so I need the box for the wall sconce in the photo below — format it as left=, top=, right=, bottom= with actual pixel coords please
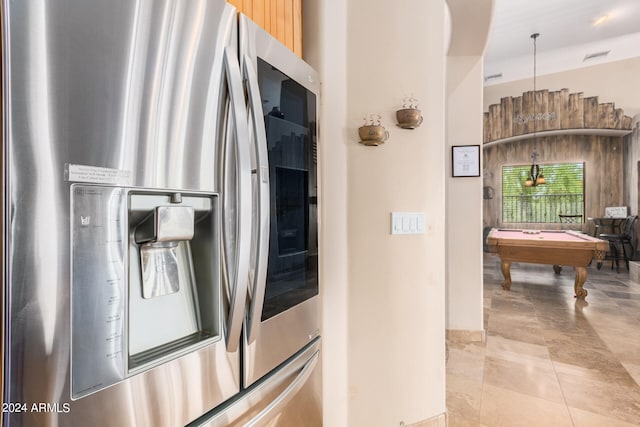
left=358, top=114, right=389, bottom=146
left=396, top=95, right=423, bottom=129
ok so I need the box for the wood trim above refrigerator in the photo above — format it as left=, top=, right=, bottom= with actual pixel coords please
left=226, top=0, right=302, bottom=57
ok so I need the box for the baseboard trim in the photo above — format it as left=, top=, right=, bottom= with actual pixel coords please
left=406, top=411, right=447, bottom=427
left=446, top=329, right=486, bottom=343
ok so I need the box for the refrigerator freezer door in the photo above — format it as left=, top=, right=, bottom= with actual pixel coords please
left=189, top=339, right=322, bottom=427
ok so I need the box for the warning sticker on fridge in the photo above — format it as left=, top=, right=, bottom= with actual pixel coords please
left=66, top=164, right=132, bottom=186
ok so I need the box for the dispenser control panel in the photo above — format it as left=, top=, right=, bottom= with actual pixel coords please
left=71, top=185, right=127, bottom=398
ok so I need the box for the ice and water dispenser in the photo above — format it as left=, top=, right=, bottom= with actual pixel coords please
left=71, top=185, right=221, bottom=398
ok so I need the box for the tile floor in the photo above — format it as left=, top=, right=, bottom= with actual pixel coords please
left=446, top=254, right=640, bottom=427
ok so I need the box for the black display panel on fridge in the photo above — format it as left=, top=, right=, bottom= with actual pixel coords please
left=257, top=58, right=318, bottom=321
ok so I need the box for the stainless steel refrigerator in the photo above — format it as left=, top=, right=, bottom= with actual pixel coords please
left=1, top=1, right=320, bottom=426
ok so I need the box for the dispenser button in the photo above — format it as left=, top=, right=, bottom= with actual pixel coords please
left=156, top=206, right=195, bottom=242
left=135, top=206, right=195, bottom=244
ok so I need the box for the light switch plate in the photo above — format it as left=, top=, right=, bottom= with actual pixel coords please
left=391, top=212, right=425, bottom=235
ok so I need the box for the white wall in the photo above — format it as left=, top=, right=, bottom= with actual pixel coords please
left=302, top=2, right=349, bottom=426
left=345, top=1, right=447, bottom=424
left=445, top=0, right=493, bottom=333
left=306, top=0, right=448, bottom=425
left=446, top=56, right=485, bottom=331
left=304, top=0, right=509, bottom=423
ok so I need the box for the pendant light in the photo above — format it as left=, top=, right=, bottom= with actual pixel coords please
left=525, top=33, right=545, bottom=187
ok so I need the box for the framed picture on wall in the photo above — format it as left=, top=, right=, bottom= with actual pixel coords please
left=452, top=145, right=480, bottom=177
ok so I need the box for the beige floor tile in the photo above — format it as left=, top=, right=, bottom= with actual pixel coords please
left=569, top=406, right=640, bottom=427
left=557, top=371, right=640, bottom=424
left=482, top=356, right=564, bottom=403
left=448, top=255, right=640, bottom=426
left=551, top=359, right=620, bottom=383
left=479, top=383, right=573, bottom=427
left=486, top=318, right=547, bottom=346
left=551, top=343, right=637, bottom=384
left=485, top=334, right=552, bottom=363
left=447, top=342, right=486, bottom=382
left=595, top=331, right=640, bottom=364
left=446, top=373, right=482, bottom=427
left=622, top=362, right=640, bottom=386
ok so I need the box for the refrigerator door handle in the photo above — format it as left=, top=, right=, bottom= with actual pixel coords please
left=223, top=47, right=252, bottom=352
left=244, top=350, right=320, bottom=427
left=243, top=55, right=270, bottom=344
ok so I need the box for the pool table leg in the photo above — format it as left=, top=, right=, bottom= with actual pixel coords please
left=500, top=260, right=512, bottom=290
left=574, top=266, right=588, bottom=298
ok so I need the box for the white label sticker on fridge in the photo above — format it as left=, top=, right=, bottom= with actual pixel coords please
left=66, top=163, right=132, bottom=186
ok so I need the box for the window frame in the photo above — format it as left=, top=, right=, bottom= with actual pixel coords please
left=501, top=162, right=585, bottom=224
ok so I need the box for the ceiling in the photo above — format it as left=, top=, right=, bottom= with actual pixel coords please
left=483, top=0, right=640, bottom=86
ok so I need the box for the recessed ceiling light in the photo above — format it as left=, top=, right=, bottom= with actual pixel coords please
left=593, top=15, right=609, bottom=26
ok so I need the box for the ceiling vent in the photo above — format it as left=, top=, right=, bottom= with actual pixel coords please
left=583, top=50, right=610, bottom=62
left=484, top=73, right=503, bottom=82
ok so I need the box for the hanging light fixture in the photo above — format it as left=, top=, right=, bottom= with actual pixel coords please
left=525, top=32, right=546, bottom=187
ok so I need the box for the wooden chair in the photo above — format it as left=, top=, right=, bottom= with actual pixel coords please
left=559, top=214, right=583, bottom=232
left=558, top=214, right=583, bottom=224
left=598, top=215, right=638, bottom=272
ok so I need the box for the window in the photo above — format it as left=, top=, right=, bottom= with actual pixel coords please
left=502, top=162, right=584, bottom=223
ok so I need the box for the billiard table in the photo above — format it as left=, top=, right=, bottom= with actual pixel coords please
left=486, top=228, right=609, bottom=298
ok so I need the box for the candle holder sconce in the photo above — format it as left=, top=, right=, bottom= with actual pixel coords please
left=358, top=114, right=389, bottom=146
left=396, top=95, right=423, bottom=129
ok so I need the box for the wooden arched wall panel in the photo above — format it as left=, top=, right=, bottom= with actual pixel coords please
left=483, top=89, right=633, bottom=144
left=483, top=88, right=634, bottom=230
